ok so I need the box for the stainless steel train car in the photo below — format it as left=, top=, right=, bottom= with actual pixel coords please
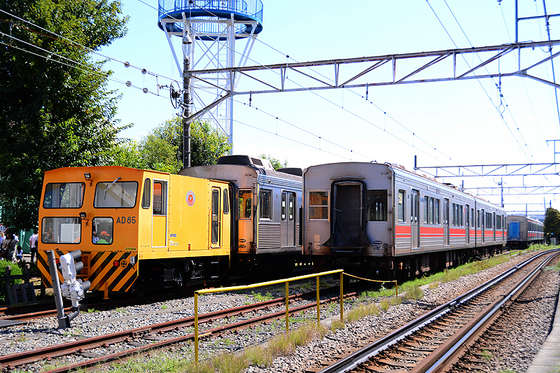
left=180, top=155, right=305, bottom=277
left=303, top=162, right=506, bottom=278
left=506, top=215, right=544, bottom=249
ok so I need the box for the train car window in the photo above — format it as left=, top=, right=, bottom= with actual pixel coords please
left=471, top=208, right=475, bottom=227
left=397, top=190, right=405, bottom=223
left=367, top=190, right=387, bottom=221
left=142, top=179, right=151, bottom=209
left=423, top=197, right=429, bottom=224
left=460, top=205, right=464, bottom=226
left=94, top=181, right=138, bottom=208
left=41, top=217, right=81, bottom=244
left=434, top=199, right=440, bottom=224
left=223, top=189, right=229, bottom=215
left=153, top=181, right=167, bottom=215
left=212, top=189, right=220, bottom=244
left=259, top=190, right=272, bottom=219
left=92, top=217, right=114, bottom=245
left=289, top=193, right=294, bottom=221
left=477, top=210, right=481, bottom=228
left=486, top=212, right=492, bottom=228
left=43, top=183, right=85, bottom=208
left=451, top=204, right=456, bottom=226
left=281, top=193, right=287, bottom=221
left=309, top=191, right=328, bottom=220
left=238, top=190, right=252, bottom=219
left=428, top=198, right=434, bottom=224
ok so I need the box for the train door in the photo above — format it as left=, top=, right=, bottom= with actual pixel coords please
left=493, top=212, right=496, bottom=241
left=324, top=181, right=369, bottom=249
left=237, top=189, right=253, bottom=254
left=281, top=192, right=296, bottom=247
left=411, top=190, right=420, bottom=249
left=466, top=204, right=470, bottom=244
left=211, top=187, right=221, bottom=247
left=481, top=209, right=485, bottom=243
left=443, top=198, right=450, bottom=246
left=153, top=180, right=167, bottom=247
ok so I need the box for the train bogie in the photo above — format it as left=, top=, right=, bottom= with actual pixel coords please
left=38, top=166, right=232, bottom=296
left=303, top=162, right=506, bottom=278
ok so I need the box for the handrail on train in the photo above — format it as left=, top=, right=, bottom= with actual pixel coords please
left=193, top=269, right=398, bottom=362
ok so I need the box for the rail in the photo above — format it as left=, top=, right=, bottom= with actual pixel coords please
left=194, top=269, right=399, bottom=362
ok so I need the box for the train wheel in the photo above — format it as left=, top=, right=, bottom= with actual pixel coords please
left=133, top=277, right=147, bottom=298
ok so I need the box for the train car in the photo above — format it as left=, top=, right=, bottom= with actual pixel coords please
left=506, top=215, right=544, bottom=249
left=180, top=155, right=304, bottom=277
left=38, top=166, right=232, bottom=297
left=302, top=162, right=506, bottom=278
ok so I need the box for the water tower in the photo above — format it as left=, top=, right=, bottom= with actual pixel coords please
left=158, top=0, right=264, bottom=167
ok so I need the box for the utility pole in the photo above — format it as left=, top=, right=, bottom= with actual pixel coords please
left=183, top=56, right=191, bottom=169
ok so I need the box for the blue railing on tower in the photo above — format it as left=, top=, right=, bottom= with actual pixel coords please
left=158, top=0, right=264, bottom=35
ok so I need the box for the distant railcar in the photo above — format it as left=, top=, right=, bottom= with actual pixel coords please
left=506, top=215, right=544, bottom=249
left=180, top=155, right=304, bottom=277
left=302, top=162, right=506, bottom=278
left=38, top=166, right=232, bottom=297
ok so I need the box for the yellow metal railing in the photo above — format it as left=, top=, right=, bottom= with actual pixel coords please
left=193, top=269, right=399, bottom=362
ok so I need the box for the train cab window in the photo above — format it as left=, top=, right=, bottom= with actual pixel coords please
left=223, top=189, right=229, bottom=215
left=43, top=183, right=85, bottom=208
left=259, top=190, right=272, bottom=219
left=94, top=181, right=137, bottom=208
left=397, top=190, right=405, bottom=223
left=142, top=179, right=151, bottom=209
left=92, top=217, right=113, bottom=245
left=239, top=190, right=252, bottom=219
left=41, top=217, right=81, bottom=244
left=367, top=190, right=387, bottom=221
left=309, top=191, right=328, bottom=220
left=153, top=181, right=167, bottom=215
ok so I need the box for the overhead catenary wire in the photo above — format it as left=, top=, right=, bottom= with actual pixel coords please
left=426, top=0, right=533, bottom=161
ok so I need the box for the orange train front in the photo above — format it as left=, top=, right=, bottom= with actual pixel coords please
left=38, top=166, right=232, bottom=297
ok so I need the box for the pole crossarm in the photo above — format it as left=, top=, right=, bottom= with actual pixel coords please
left=184, top=39, right=560, bottom=123
left=416, top=162, right=560, bottom=178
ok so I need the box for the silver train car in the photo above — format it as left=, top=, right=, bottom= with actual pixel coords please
left=180, top=155, right=304, bottom=277
left=506, top=215, right=544, bottom=249
left=303, top=162, right=506, bottom=278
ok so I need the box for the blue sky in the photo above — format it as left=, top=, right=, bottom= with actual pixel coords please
left=100, top=0, right=560, bottom=214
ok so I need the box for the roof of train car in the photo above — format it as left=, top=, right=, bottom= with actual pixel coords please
left=44, top=165, right=170, bottom=177
left=304, top=161, right=505, bottom=212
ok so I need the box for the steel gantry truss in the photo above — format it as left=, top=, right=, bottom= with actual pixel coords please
left=184, top=39, right=560, bottom=123
left=414, top=162, right=560, bottom=178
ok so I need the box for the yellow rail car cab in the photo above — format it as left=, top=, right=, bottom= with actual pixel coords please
left=38, top=166, right=232, bottom=297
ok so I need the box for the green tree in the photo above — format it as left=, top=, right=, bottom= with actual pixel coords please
left=107, top=118, right=231, bottom=173
left=0, top=0, right=128, bottom=230
left=259, top=154, right=288, bottom=170
left=544, top=208, right=560, bottom=244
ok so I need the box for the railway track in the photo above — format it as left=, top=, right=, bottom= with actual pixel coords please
left=315, top=249, right=559, bottom=373
left=0, top=288, right=356, bottom=372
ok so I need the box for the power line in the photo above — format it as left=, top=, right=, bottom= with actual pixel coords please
left=426, top=0, right=533, bottom=160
